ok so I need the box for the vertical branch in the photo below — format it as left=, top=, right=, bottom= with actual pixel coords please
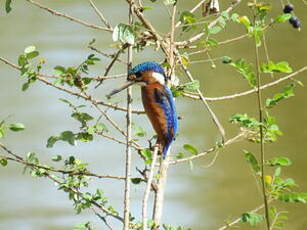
left=255, top=32, right=270, bottom=230
left=123, top=3, right=134, bottom=230
left=152, top=158, right=169, bottom=229
left=168, top=4, right=176, bottom=82
left=142, top=146, right=159, bottom=230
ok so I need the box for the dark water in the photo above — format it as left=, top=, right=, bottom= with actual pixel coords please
left=0, top=1, right=307, bottom=230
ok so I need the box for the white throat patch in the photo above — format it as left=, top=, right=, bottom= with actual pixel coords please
left=152, top=72, right=165, bottom=85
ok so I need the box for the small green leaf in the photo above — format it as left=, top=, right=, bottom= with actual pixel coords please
left=274, top=167, right=282, bottom=177
left=180, top=11, right=197, bottom=32
left=241, top=212, right=264, bottom=226
left=112, top=23, right=135, bottom=45
left=0, top=158, right=8, bottom=167
left=239, top=16, right=251, bottom=30
left=60, top=131, right=76, bottom=146
left=24, top=46, right=36, bottom=54
left=71, top=112, right=94, bottom=123
left=47, top=136, right=59, bottom=148
left=267, top=157, right=292, bottom=167
left=275, top=13, right=292, bottom=23
left=230, top=59, right=256, bottom=87
left=8, top=123, right=25, bottom=131
left=279, top=193, right=307, bottom=203
left=52, top=155, right=62, bottom=162
left=261, top=61, right=292, bottom=74
left=141, top=149, right=152, bottom=165
left=183, top=144, right=198, bottom=155
left=266, top=84, right=295, bottom=108
left=5, top=0, right=12, bottom=13
left=209, top=26, right=222, bottom=34
left=244, top=150, right=260, bottom=173
left=131, top=178, right=142, bottom=184
left=221, top=56, right=232, bottom=64
left=231, top=13, right=240, bottom=23
left=183, top=80, right=200, bottom=91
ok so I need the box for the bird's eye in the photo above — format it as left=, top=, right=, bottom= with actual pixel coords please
left=135, top=72, right=142, bottom=78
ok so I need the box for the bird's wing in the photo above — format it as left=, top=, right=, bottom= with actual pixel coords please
left=154, top=85, right=178, bottom=156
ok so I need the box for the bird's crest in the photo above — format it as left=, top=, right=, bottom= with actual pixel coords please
left=128, top=61, right=165, bottom=76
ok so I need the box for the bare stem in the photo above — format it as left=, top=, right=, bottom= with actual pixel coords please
left=255, top=32, right=270, bottom=230
left=152, top=158, right=169, bottom=229
left=26, top=0, right=112, bottom=32
left=123, top=4, right=134, bottom=230
left=142, top=147, right=159, bottom=230
left=88, top=0, right=113, bottom=29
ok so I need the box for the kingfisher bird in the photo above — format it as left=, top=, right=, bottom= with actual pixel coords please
left=107, top=61, right=178, bottom=158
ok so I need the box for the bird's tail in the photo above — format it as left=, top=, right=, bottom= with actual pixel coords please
left=162, top=142, right=172, bottom=159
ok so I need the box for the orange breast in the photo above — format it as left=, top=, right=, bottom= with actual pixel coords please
left=141, top=84, right=168, bottom=145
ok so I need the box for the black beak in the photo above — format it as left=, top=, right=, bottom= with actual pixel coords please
left=106, top=80, right=136, bottom=99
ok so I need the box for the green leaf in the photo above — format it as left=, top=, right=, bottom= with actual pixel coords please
left=261, top=61, right=292, bottom=74
left=46, top=136, right=59, bottom=148
left=71, top=112, right=94, bottom=123
left=209, top=26, right=222, bottom=34
left=131, top=178, right=142, bottom=184
left=279, top=193, right=307, bottom=203
left=274, top=167, right=282, bottom=177
left=112, top=23, right=135, bottom=45
left=8, top=123, right=25, bottom=131
left=0, top=158, right=8, bottom=167
left=184, top=80, right=200, bottom=91
left=183, top=144, right=198, bottom=155
left=132, top=123, right=147, bottom=137
left=52, top=155, right=62, bottom=162
left=221, top=56, right=232, bottom=64
left=5, top=0, right=12, bottom=13
left=60, top=131, right=76, bottom=146
left=241, top=212, right=264, bottom=226
left=180, top=11, right=197, bottom=32
left=267, top=157, right=292, bottom=167
left=230, top=59, right=256, bottom=87
left=140, top=149, right=152, bottom=165
left=266, top=84, right=295, bottom=108
left=231, top=13, right=240, bottom=23
left=275, top=13, right=292, bottom=23
left=77, top=132, right=93, bottom=142
left=244, top=150, right=260, bottom=173
left=239, top=16, right=251, bottom=30
left=205, top=38, right=219, bottom=47
left=230, top=113, right=260, bottom=128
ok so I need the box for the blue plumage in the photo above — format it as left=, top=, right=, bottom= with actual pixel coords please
left=129, top=61, right=165, bottom=76
left=154, top=85, right=178, bottom=158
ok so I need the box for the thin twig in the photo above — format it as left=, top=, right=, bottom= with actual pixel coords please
left=181, top=66, right=307, bottom=101
left=0, top=144, right=124, bottom=180
left=123, top=4, right=134, bottom=230
left=217, top=202, right=270, bottom=230
left=255, top=26, right=270, bottom=229
left=175, top=0, right=207, bottom=28
left=88, top=45, right=127, bottom=64
left=152, top=158, right=169, bottom=229
left=96, top=44, right=129, bottom=88
left=169, top=132, right=244, bottom=165
left=26, top=0, right=112, bottom=32
left=142, top=146, right=159, bottom=230
left=175, top=49, right=226, bottom=142
left=88, top=0, right=113, bottom=29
